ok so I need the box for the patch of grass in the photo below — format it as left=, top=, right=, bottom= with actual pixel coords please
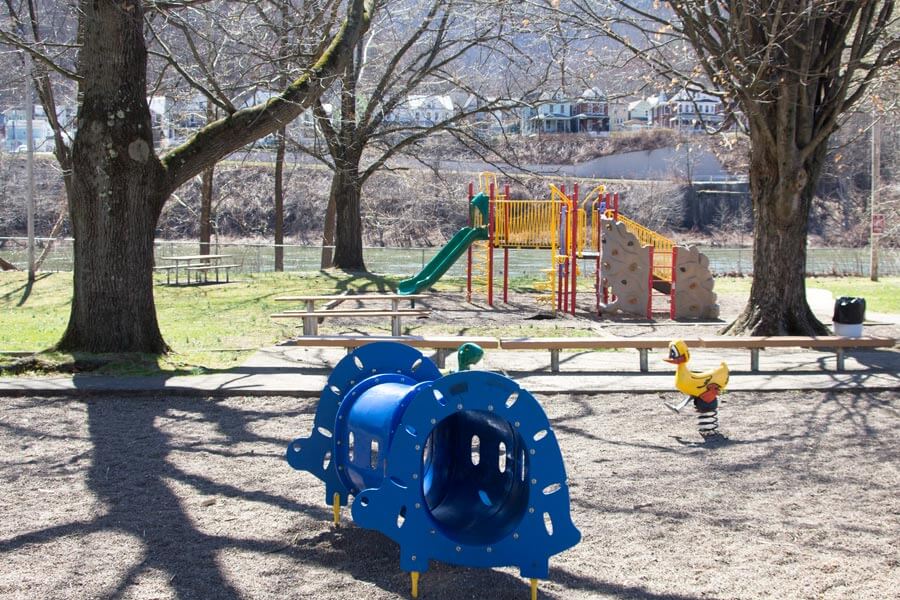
left=3, top=271, right=896, bottom=376
left=710, top=276, right=753, bottom=295
left=0, top=272, right=72, bottom=351
left=806, top=276, right=900, bottom=314
left=0, top=270, right=405, bottom=373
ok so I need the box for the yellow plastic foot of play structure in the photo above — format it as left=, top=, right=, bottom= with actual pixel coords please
left=411, top=571, right=420, bottom=598
left=530, top=578, right=538, bottom=600
left=332, top=492, right=341, bottom=526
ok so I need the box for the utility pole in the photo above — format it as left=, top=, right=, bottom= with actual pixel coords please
left=25, top=64, right=35, bottom=282
left=870, top=109, right=880, bottom=282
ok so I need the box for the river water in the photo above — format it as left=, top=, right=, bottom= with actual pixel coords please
left=3, top=239, right=896, bottom=279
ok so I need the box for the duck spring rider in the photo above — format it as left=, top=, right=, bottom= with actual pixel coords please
left=664, top=339, right=729, bottom=439
left=286, top=341, right=580, bottom=599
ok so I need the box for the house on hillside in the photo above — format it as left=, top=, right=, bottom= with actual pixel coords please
left=453, top=93, right=520, bottom=136
left=2, top=105, right=76, bottom=151
left=626, top=93, right=665, bottom=128
left=520, top=91, right=572, bottom=135
left=654, top=88, right=724, bottom=132
left=608, top=100, right=628, bottom=132
left=571, top=88, right=609, bottom=134
left=385, top=94, right=456, bottom=127
left=149, top=96, right=175, bottom=147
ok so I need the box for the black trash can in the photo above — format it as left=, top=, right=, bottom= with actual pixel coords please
left=833, top=296, right=865, bottom=336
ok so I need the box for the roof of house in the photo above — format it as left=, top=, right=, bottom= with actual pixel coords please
left=405, top=94, right=455, bottom=112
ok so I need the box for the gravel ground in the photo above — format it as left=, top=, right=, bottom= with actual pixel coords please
left=1, top=390, right=897, bottom=600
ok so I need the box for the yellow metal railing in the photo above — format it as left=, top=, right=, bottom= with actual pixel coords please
left=607, top=211, right=675, bottom=282
left=470, top=239, right=489, bottom=294
left=493, top=199, right=561, bottom=248
left=479, top=172, right=499, bottom=194
left=577, top=208, right=587, bottom=256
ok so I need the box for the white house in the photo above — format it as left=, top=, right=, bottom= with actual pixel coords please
left=385, top=94, right=456, bottom=126
left=2, top=105, right=76, bottom=151
left=520, top=91, right=573, bottom=135
left=626, top=93, right=665, bottom=127
left=608, top=100, right=628, bottom=132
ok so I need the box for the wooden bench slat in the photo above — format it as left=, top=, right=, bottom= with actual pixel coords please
left=185, top=264, right=239, bottom=271
left=497, top=336, right=895, bottom=351
left=271, top=310, right=429, bottom=318
left=274, top=294, right=428, bottom=302
left=696, top=336, right=896, bottom=349
left=286, top=335, right=500, bottom=349
left=499, top=337, right=681, bottom=350
left=496, top=335, right=896, bottom=374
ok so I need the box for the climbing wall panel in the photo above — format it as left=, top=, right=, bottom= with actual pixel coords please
left=672, top=245, right=719, bottom=319
left=599, top=216, right=651, bottom=317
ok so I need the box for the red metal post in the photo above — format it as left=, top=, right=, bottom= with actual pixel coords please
left=613, top=192, right=619, bottom=221
left=467, top=182, right=473, bottom=303
left=557, top=204, right=564, bottom=312
left=503, top=184, right=510, bottom=303
left=670, top=246, right=678, bottom=320
left=647, top=246, right=654, bottom=320
left=560, top=185, right=568, bottom=313
left=488, top=183, right=495, bottom=307
left=594, top=204, right=601, bottom=315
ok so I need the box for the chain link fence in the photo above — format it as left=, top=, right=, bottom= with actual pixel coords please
left=2, top=237, right=899, bottom=278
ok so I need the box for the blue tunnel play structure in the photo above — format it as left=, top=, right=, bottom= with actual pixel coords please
left=286, top=342, right=580, bottom=597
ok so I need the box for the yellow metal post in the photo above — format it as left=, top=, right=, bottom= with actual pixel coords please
left=530, top=578, right=538, bottom=600
left=332, top=492, right=340, bottom=525
left=411, top=571, right=420, bottom=598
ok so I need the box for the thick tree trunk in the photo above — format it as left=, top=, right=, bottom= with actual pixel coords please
left=49, top=0, right=371, bottom=354
left=199, top=165, right=214, bottom=255
left=722, top=130, right=829, bottom=336
left=330, top=153, right=366, bottom=270
left=57, top=0, right=167, bottom=353
left=274, top=127, right=286, bottom=271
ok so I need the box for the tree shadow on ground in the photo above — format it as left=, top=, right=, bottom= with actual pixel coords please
left=0, top=392, right=731, bottom=599
left=0, top=272, right=52, bottom=306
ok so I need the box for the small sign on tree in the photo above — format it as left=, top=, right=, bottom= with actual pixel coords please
left=872, top=214, right=885, bottom=235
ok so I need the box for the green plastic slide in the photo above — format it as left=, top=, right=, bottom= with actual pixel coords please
left=398, top=226, right=488, bottom=295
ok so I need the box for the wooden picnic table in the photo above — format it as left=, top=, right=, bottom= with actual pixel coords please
left=274, top=293, right=429, bottom=311
left=158, top=254, right=235, bottom=285
left=272, top=293, right=431, bottom=335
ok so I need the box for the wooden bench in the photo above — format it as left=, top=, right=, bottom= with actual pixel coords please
left=500, top=337, right=673, bottom=372
left=271, top=309, right=430, bottom=336
left=275, top=293, right=428, bottom=311
left=281, top=335, right=500, bottom=368
left=185, top=263, right=239, bottom=283
left=695, top=336, right=897, bottom=372
left=499, top=336, right=897, bottom=373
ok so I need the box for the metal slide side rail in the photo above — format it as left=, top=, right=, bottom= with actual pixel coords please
left=606, top=211, right=675, bottom=282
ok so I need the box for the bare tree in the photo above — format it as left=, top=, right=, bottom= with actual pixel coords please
left=303, top=0, right=545, bottom=270
left=565, top=0, right=899, bottom=334
left=146, top=0, right=341, bottom=268
left=0, top=0, right=374, bottom=353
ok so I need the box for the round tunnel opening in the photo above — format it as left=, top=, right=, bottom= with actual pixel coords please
left=422, top=410, right=530, bottom=545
